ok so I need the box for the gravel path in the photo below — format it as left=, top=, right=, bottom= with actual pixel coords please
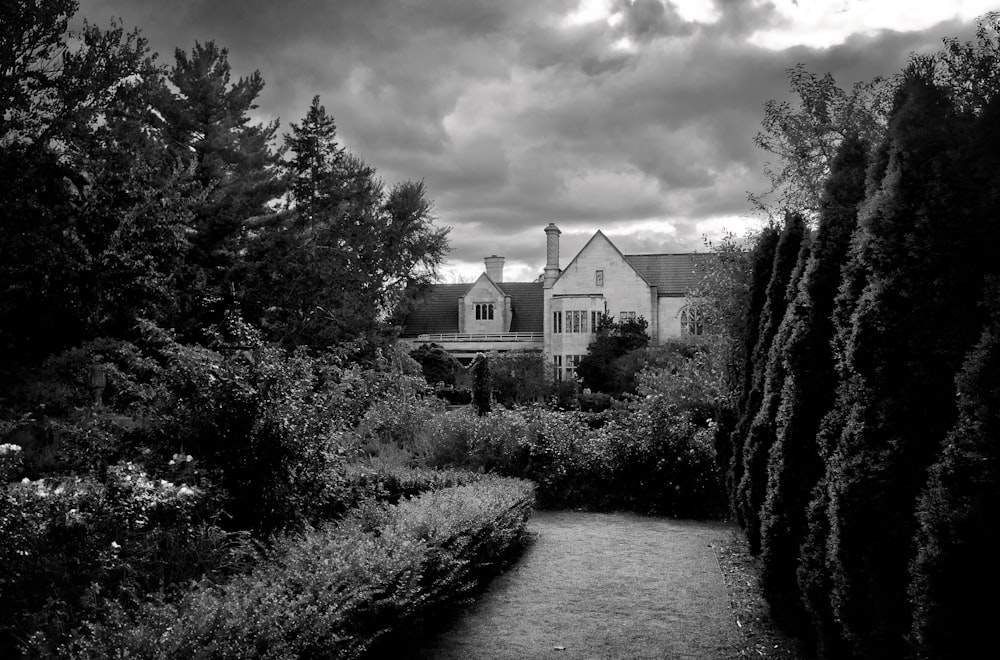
left=408, top=510, right=741, bottom=660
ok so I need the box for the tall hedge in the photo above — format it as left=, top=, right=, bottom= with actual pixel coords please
left=736, top=213, right=809, bottom=554
left=908, top=90, right=1000, bottom=660
left=757, top=135, right=869, bottom=627
left=724, top=226, right=779, bottom=523
left=815, top=64, right=988, bottom=658
left=730, top=215, right=804, bottom=533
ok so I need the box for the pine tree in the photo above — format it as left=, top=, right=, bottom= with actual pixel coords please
left=164, top=41, right=284, bottom=337
left=757, top=135, right=869, bottom=628
left=819, top=62, right=987, bottom=659
left=241, top=97, right=448, bottom=349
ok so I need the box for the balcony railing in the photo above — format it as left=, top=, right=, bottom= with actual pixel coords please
left=415, top=332, right=543, bottom=342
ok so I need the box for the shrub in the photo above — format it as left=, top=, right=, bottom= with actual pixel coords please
left=60, top=478, right=535, bottom=660
left=409, top=343, right=462, bottom=387
left=0, top=464, right=251, bottom=657
left=488, top=350, right=547, bottom=406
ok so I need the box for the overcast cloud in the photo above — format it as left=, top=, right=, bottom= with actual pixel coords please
left=77, top=0, right=995, bottom=281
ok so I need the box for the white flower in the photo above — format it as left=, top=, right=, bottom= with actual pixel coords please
left=110, top=541, right=120, bottom=549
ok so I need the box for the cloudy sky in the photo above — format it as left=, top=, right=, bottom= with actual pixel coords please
left=76, top=0, right=996, bottom=282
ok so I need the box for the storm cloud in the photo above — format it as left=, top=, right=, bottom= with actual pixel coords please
left=78, top=0, right=991, bottom=281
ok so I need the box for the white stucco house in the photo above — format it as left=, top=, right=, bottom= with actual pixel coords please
left=400, top=223, right=710, bottom=379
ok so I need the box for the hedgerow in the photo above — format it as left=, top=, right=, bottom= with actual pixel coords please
left=57, top=477, right=535, bottom=660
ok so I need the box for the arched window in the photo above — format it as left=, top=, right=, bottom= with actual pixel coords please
left=680, top=305, right=704, bottom=336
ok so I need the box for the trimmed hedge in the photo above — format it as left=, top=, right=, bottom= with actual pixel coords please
left=58, top=477, right=535, bottom=659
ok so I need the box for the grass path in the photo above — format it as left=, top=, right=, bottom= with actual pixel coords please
left=407, top=510, right=741, bottom=659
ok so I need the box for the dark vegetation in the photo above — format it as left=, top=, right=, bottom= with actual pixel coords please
left=705, top=15, right=1000, bottom=658
left=0, top=2, right=730, bottom=657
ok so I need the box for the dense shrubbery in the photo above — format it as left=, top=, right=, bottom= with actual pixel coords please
left=709, top=21, right=1000, bottom=659
left=0, top=464, right=255, bottom=657
left=355, top=339, right=726, bottom=519
left=56, top=478, right=534, bottom=660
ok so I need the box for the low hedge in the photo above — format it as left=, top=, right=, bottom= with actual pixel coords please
left=58, top=476, right=535, bottom=659
left=342, top=463, right=487, bottom=506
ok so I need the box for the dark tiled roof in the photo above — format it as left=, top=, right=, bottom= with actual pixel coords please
left=501, top=282, right=544, bottom=332
left=400, top=283, right=467, bottom=335
left=399, top=281, right=544, bottom=336
left=623, top=253, right=714, bottom=296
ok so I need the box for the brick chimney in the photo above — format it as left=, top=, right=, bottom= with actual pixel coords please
left=484, top=255, right=505, bottom=282
left=543, top=223, right=561, bottom=289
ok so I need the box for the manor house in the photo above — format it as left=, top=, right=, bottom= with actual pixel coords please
left=400, top=223, right=709, bottom=380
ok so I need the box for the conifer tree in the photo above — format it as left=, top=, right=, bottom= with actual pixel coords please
left=908, top=83, right=1000, bottom=660
left=818, top=62, right=987, bottom=658
left=724, top=226, right=779, bottom=522
left=164, top=41, right=284, bottom=337
left=241, top=97, right=448, bottom=349
left=757, top=135, right=869, bottom=626
left=737, top=213, right=808, bottom=554
left=730, top=214, right=805, bottom=533
left=908, top=282, right=1000, bottom=659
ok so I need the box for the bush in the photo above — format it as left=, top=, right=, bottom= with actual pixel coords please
left=0, top=464, right=252, bottom=657
left=59, top=478, right=535, bottom=660
left=409, top=343, right=462, bottom=387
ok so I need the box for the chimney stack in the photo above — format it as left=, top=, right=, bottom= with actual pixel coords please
left=484, top=255, right=505, bottom=282
left=543, top=223, right=561, bottom=289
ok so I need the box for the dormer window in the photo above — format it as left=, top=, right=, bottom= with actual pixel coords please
left=475, top=303, right=494, bottom=320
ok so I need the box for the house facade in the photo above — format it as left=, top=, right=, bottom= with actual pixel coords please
left=400, top=223, right=709, bottom=378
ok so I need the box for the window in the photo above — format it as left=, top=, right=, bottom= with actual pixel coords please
left=680, top=305, right=704, bottom=336
left=566, top=354, right=583, bottom=380
left=553, top=355, right=563, bottom=381
left=552, top=311, right=562, bottom=334
left=595, top=270, right=604, bottom=286
left=591, top=311, right=599, bottom=333
left=620, top=311, right=636, bottom=323
left=475, top=303, right=494, bottom=320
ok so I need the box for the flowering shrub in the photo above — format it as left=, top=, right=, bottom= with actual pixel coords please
left=0, top=444, right=22, bottom=482
left=0, top=464, right=251, bottom=658
left=60, top=477, right=535, bottom=660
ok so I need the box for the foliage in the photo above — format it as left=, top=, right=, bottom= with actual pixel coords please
left=401, top=342, right=726, bottom=518
left=0, top=8, right=196, bottom=359
left=488, top=350, right=548, bottom=406
left=240, top=97, right=449, bottom=349
left=59, top=478, right=535, bottom=660
left=162, top=40, right=284, bottom=340
left=153, top=330, right=356, bottom=535
left=812, top=62, right=998, bottom=659
left=735, top=213, right=809, bottom=553
left=909, top=281, right=1000, bottom=659
left=751, top=63, right=889, bottom=220
left=758, top=134, right=870, bottom=628
left=576, top=315, right=650, bottom=395
left=471, top=354, right=492, bottom=416
left=409, top=342, right=462, bottom=387
left=723, top=227, right=779, bottom=526
left=0, top=464, right=252, bottom=657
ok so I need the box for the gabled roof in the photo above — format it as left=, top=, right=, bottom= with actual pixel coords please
left=623, top=253, right=714, bottom=296
left=399, top=281, right=544, bottom=336
left=556, top=230, right=651, bottom=287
